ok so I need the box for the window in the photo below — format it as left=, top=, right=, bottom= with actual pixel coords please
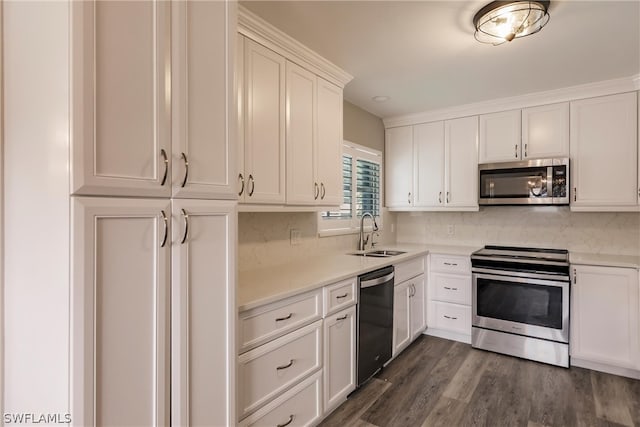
left=319, top=141, right=383, bottom=236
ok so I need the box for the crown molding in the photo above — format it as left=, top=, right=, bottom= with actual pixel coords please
left=238, top=6, right=353, bottom=88
left=384, top=74, right=640, bottom=128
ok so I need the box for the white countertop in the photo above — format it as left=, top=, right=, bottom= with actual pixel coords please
left=570, top=252, right=640, bottom=270
left=238, top=243, right=479, bottom=311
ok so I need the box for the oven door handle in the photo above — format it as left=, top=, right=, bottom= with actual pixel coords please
left=473, top=271, right=569, bottom=287
left=360, top=272, right=395, bottom=288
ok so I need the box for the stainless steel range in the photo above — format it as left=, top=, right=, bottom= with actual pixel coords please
left=471, top=245, right=570, bottom=367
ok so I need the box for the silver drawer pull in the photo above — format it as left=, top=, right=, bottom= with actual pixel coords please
left=336, top=293, right=348, bottom=299
left=443, top=262, right=458, bottom=266
left=275, top=313, right=293, bottom=322
left=444, top=315, right=458, bottom=320
left=277, top=415, right=295, bottom=427
left=443, top=286, right=458, bottom=291
left=276, top=359, right=294, bottom=370
left=336, top=314, right=348, bottom=321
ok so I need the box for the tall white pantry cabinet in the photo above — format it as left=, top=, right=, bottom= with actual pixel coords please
left=2, top=1, right=238, bottom=425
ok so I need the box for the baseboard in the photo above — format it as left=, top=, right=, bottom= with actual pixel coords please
left=423, top=328, right=471, bottom=345
left=571, top=358, right=640, bottom=380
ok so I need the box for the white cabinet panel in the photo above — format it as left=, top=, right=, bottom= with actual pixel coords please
left=385, top=126, right=414, bottom=208
left=479, top=109, right=521, bottom=163
left=445, top=116, right=478, bottom=208
left=324, top=306, right=356, bottom=412
left=171, top=199, right=237, bottom=427
left=433, top=302, right=471, bottom=336
left=323, top=277, right=357, bottom=317
left=570, top=92, right=638, bottom=209
left=571, top=265, right=639, bottom=370
left=410, top=274, right=427, bottom=341
left=522, top=102, right=569, bottom=159
left=71, top=1, right=171, bottom=197
left=432, top=273, right=471, bottom=305
left=414, top=122, right=444, bottom=207
left=395, top=256, right=426, bottom=284
left=243, top=39, right=286, bottom=204
left=286, top=61, right=316, bottom=205
left=316, top=78, right=344, bottom=206
left=171, top=0, right=236, bottom=199
left=71, top=197, right=170, bottom=426
left=393, top=281, right=411, bottom=356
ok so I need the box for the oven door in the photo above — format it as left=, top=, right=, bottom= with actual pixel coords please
left=472, top=272, right=569, bottom=343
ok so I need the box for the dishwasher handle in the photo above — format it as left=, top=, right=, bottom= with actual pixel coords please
left=360, top=271, right=394, bottom=288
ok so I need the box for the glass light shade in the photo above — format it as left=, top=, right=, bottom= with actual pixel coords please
left=474, top=1, right=550, bottom=45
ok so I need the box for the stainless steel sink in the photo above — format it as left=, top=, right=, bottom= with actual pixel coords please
left=349, top=249, right=407, bottom=258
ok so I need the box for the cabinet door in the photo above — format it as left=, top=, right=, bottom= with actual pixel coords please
left=316, top=78, right=344, bottom=206
left=445, top=116, right=478, bottom=208
left=243, top=39, right=286, bottom=204
left=385, top=126, right=414, bottom=208
left=171, top=199, right=237, bottom=426
left=286, top=61, right=316, bottom=205
left=409, top=274, right=427, bottom=341
left=393, top=281, right=411, bottom=356
left=237, top=34, right=247, bottom=201
left=479, top=110, right=521, bottom=163
left=570, top=92, right=638, bottom=209
left=71, top=1, right=171, bottom=197
left=171, top=0, right=237, bottom=200
left=71, top=197, right=170, bottom=426
left=414, top=122, right=444, bottom=207
left=571, top=265, right=639, bottom=369
left=522, top=102, right=569, bottom=159
left=323, top=305, right=356, bottom=413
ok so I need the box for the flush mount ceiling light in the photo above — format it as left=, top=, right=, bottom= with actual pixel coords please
left=473, top=1, right=550, bottom=45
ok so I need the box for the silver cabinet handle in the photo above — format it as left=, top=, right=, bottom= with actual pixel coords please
left=336, top=314, right=348, bottom=321
left=514, top=144, right=518, bottom=158
left=238, top=173, right=245, bottom=196
left=320, top=183, right=326, bottom=200
left=277, top=415, right=294, bottom=427
left=336, top=293, right=348, bottom=299
left=160, top=210, right=168, bottom=248
left=180, top=209, right=189, bottom=244
left=444, top=315, right=458, bottom=320
left=276, top=359, right=294, bottom=370
left=524, top=143, right=527, bottom=158
left=275, top=313, right=292, bottom=322
left=408, top=192, right=411, bottom=204
left=248, top=174, right=255, bottom=197
left=444, top=286, right=451, bottom=290
left=573, top=268, right=577, bottom=284
left=573, top=187, right=577, bottom=202
left=444, top=286, right=459, bottom=291
left=446, top=192, right=450, bottom=203
left=438, top=192, right=442, bottom=204
left=314, top=182, right=319, bottom=200
left=160, top=149, right=169, bottom=186
left=443, top=262, right=458, bottom=266
left=180, top=152, right=189, bottom=188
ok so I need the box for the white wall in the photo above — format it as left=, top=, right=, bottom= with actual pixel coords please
left=3, top=1, right=70, bottom=416
left=396, top=207, right=640, bottom=256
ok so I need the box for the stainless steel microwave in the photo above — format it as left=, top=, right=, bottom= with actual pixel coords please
left=478, top=158, right=569, bottom=205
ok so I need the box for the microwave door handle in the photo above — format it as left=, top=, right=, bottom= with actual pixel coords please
left=547, top=166, right=553, bottom=199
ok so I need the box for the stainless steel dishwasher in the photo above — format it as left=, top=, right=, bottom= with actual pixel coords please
left=357, top=265, right=394, bottom=387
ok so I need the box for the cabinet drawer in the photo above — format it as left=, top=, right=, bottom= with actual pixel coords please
left=430, top=254, right=471, bottom=274
left=238, top=320, right=322, bottom=418
left=323, top=277, right=357, bottom=316
left=432, top=273, right=471, bottom=305
left=239, top=370, right=322, bottom=427
left=395, top=256, right=425, bottom=284
left=239, top=290, right=322, bottom=353
left=433, top=302, right=471, bottom=336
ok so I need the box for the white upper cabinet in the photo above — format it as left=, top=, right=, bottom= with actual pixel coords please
left=570, top=92, right=638, bottom=210
left=414, top=122, right=444, bottom=207
left=445, top=116, right=478, bottom=208
left=171, top=0, right=237, bottom=200
left=286, top=61, right=316, bottom=205
left=316, top=78, right=344, bottom=206
left=521, top=102, right=569, bottom=159
left=242, top=39, right=286, bottom=204
left=479, top=109, right=521, bottom=163
left=385, top=126, right=414, bottom=208
left=71, top=1, right=171, bottom=197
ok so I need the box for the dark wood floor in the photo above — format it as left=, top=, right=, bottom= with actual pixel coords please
left=320, top=336, right=640, bottom=427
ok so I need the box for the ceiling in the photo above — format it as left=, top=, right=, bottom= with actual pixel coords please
left=241, top=1, right=640, bottom=119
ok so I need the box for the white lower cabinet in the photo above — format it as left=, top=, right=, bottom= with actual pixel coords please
left=410, top=274, right=427, bottom=341
left=571, top=265, right=640, bottom=371
left=393, top=257, right=427, bottom=357
left=426, top=254, right=472, bottom=343
left=323, top=305, right=357, bottom=413
left=393, top=281, right=412, bottom=356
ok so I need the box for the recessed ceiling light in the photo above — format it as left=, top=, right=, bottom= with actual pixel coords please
left=372, top=96, right=390, bottom=102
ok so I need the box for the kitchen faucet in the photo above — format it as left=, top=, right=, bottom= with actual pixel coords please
left=358, top=212, right=379, bottom=251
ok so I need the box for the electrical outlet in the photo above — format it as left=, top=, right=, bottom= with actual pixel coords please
left=290, top=229, right=302, bottom=245
left=447, top=225, right=455, bottom=236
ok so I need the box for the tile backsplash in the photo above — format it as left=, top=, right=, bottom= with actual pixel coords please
left=396, top=207, right=640, bottom=256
